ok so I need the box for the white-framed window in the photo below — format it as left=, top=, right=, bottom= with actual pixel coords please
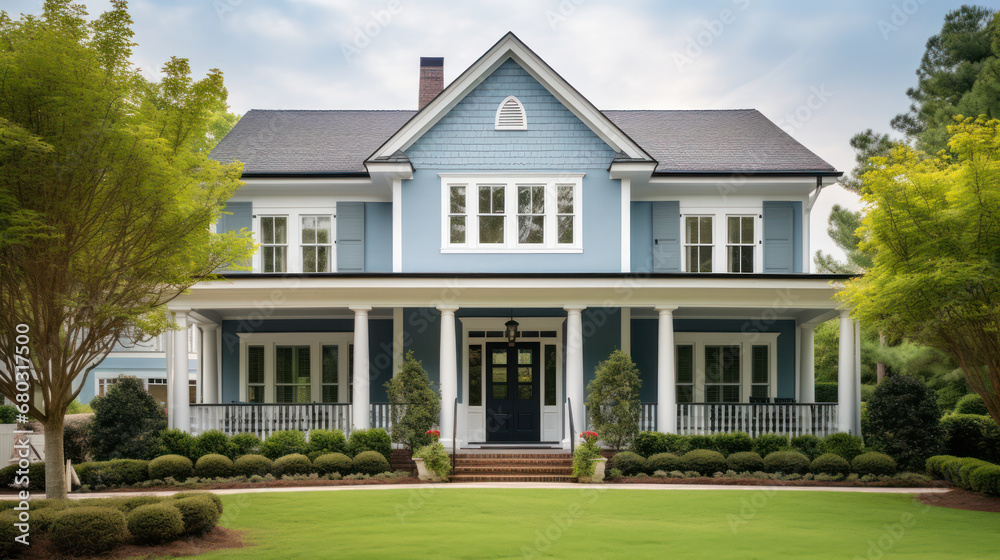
left=441, top=174, right=583, bottom=252
left=238, top=333, right=353, bottom=404
left=260, top=216, right=288, bottom=273
left=300, top=216, right=332, bottom=273
left=684, top=215, right=713, bottom=272
left=253, top=207, right=336, bottom=273
left=673, top=333, right=779, bottom=402
left=494, top=95, right=527, bottom=130
left=726, top=215, right=756, bottom=273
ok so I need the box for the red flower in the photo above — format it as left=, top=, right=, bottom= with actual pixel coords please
left=426, top=429, right=441, bottom=438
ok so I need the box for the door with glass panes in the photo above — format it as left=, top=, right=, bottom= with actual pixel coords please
left=485, top=342, right=540, bottom=442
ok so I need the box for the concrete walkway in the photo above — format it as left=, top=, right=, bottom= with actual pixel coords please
left=68, top=483, right=953, bottom=499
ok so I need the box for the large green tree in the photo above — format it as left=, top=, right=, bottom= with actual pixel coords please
left=841, top=117, right=1000, bottom=426
left=0, top=1, right=253, bottom=498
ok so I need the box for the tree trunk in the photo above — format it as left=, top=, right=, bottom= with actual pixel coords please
left=876, top=332, right=886, bottom=384
left=42, top=415, right=67, bottom=499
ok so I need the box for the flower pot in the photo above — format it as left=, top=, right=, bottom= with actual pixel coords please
left=413, top=457, right=442, bottom=482
left=591, top=457, right=608, bottom=483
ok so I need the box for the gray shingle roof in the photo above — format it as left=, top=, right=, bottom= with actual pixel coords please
left=211, top=108, right=838, bottom=175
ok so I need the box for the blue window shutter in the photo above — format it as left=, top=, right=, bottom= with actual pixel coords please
left=336, top=202, right=365, bottom=272
left=219, top=201, right=252, bottom=234
left=763, top=201, right=795, bottom=273
left=652, top=201, right=681, bottom=272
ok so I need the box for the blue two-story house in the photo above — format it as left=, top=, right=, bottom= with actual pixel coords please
left=152, top=33, right=861, bottom=448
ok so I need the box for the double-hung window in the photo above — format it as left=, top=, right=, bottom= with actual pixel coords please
left=254, top=209, right=335, bottom=273
left=301, top=216, right=332, bottom=272
left=684, top=216, right=713, bottom=272
left=261, top=216, right=287, bottom=272
left=442, top=175, right=583, bottom=251
left=727, top=216, right=756, bottom=273
left=275, top=346, right=311, bottom=403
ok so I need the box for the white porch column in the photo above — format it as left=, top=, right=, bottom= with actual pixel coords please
left=438, top=306, right=458, bottom=446
left=171, top=312, right=191, bottom=432
left=564, top=306, right=586, bottom=445
left=351, top=307, right=371, bottom=430
left=798, top=325, right=815, bottom=404
left=201, top=324, right=219, bottom=404
left=656, top=307, right=677, bottom=434
left=854, top=320, right=863, bottom=435
left=837, top=311, right=856, bottom=434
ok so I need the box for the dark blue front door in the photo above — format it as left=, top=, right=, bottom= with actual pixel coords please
left=485, top=342, right=540, bottom=442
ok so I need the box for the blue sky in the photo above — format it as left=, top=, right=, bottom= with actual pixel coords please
left=6, top=0, right=977, bottom=261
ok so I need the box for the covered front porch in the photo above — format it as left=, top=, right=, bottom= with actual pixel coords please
left=166, top=273, right=861, bottom=446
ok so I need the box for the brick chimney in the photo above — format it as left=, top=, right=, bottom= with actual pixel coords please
left=418, top=57, right=444, bottom=109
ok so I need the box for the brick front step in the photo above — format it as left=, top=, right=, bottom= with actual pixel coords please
left=450, top=474, right=578, bottom=483
left=454, top=458, right=572, bottom=467
left=455, top=466, right=573, bottom=475
left=449, top=451, right=576, bottom=483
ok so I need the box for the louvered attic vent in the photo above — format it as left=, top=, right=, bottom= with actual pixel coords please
left=495, top=95, right=527, bottom=130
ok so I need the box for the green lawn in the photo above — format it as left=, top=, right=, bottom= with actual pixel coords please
left=195, top=488, right=997, bottom=559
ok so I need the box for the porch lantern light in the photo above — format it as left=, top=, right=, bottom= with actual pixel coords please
left=505, top=313, right=519, bottom=347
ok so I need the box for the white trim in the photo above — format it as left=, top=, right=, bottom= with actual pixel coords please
left=494, top=95, right=527, bottom=130
left=621, top=178, right=631, bottom=272
left=673, top=332, right=779, bottom=402
left=369, top=34, right=651, bottom=161
left=392, top=178, right=402, bottom=272
left=253, top=206, right=337, bottom=273
left=681, top=207, right=763, bottom=273
left=236, top=332, right=354, bottom=404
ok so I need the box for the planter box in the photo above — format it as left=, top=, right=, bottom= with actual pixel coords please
left=413, top=457, right=442, bottom=482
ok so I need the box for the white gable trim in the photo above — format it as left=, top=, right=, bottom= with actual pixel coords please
left=367, top=32, right=653, bottom=162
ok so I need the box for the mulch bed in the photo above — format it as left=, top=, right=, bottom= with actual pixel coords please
left=94, top=476, right=423, bottom=493
left=608, top=475, right=951, bottom=489
left=917, top=488, right=1000, bottom=513
left=19, top=526, right=245, bottom=559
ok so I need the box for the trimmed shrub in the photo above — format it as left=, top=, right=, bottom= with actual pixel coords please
left=681, top=450, right=726, bottom=475
left=272, top=453, right=313, bottom=476
left=384, top=351, right=442, bottom=451
left=195, top=454, right=234, bottom=479
left=726, top=451, right=764, bottom=473
left=120, top=495, right=164, bottom=513
left=647, top=453, right=683, bottom=474
left=810, top=453, right=851, bottom=476
left=313, top=453, right=353, bottom=476
left=941, top=456, right=983, bottom=485
left=790, top=434, right=825, bottom=460
left=865, top=375, right=944, bottom=471
left=64, top=418, right=92, bottom=464
left=352, top=450, right=391, bottom=475
left=233, top=454, right=272, bottom=477
left=171, top=492, right=224, bottom=515
left=229, top=433, right=262, bottom=458
left=74, top=459, right=150, bottom=488
left=860, top=384, right=876, bottom=403
left=260, top=430, right=308, bottom=460
left=149, top=454, right=194, bottom=481
left=713, top=432, right=754, bottom=457
left=159, top=428, right=197, bottom=461
left=925, top=455, right=952, bottom=478
left=753, top=434, right=789, bottom=458
left=763, top=451, right=810, bottom=474
left=969, top=464, right=1000, bottom=497
left=632, top=432, right=689, bottom=457
left=307, top=429, right=347, bottom=456
left=815, top=382, right=838, bottom=403
left=852, top=452, right=898, bottom=476
left=584, top=350, right=642, bottom=451
left=173, top=496, right=222, bottom=535
left=346, top=428, right=392, bottom=462
left=823, top=433, right=864, bottom=461
left=958, top=459, right=991, bottom=488
left=49, top=507, right=129, bottom=555
left=687, top=435, right=714, bottom=452
left=955, top=393, right=989, bottom=416
left=127, top=503, right=184, bottom=544
left=195, top=430, right=232, bottom=460
left=0, top=511, right=21, bottom=558
left=0, top=462, right=46, bottom=491
left=608, top=452, right=647, bottom=476
left=940, top=413, right=1000, bottom=463
left=89, top=376, right=166, bottom=461
left=0, top=405, right=17, bottom=424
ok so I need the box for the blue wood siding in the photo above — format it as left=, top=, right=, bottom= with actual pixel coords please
left=364, top=202, right=392, bottom=272
left=336, top=202, right=365, bottom=272
left=630, top=201, right=653, bottom=274
left=405, top=59, right=618, bottom=169
left=763, top=201, right=803, bottom=273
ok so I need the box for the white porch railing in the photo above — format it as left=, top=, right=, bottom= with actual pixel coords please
left=640, top=403, right=657, bottom=432
left=676, top=403, right=838, bottom=437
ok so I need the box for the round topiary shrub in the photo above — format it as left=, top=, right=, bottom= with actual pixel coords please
left=681, top=450, right=726, bottom=475
left=127, top=502, right=184, bottom=544
left=753, top=434, right=789, bottom=458
left=969, top=464, right=1000, bottom=497
left=313, top=453, right=353, bottom=476
left=713, top=432, right=754, bottom=456
left=346, top=428, right=392, bottom=462
left=608, top=452, right=647, bottom=476
left=121, top=495, right=164, bottom=513
left=260, top=430, right=308, bottom=460
left=272, top=453, right=314, bottom=476
left=958, top=459, right=991, bottom=489
left=955, top=393, right=989, bottom=416
left=149, top=454, right=194, bottom=481
left=230, top=433, right=262, bottom=458
left=925, top=455, right=953, bottom=478
left=687, top=435, right=715, bottom=451
left=823, top=433, right=865, bottom=462
left=763, top=451, right=810, bottom=474
left=49, top=507, right=129, bottom=556
left=852, top=452, right=898, bottom=476
left=307, top=429, right=347, bottom=456
left=632, top=432, right=690, bottom=457
left=173, top=496, right=221, bottom=535
left=233, top=454, right=273, bottom=477
left=195, top=454, right=234, bottom=479
left=810, top=453, right=851, bottom=475
left=194, top=430, right=232, bottom=460
left=0, top=511, right=22, bottom=558
left=352, top=450, right=391, bottom=475
left=171, top=492, right=224, bottom=515
left=726, top=451, right=764, bottom=473
left=790, top=435, right=825, bottom=460
left=647, top=453, right=682, bottom=474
